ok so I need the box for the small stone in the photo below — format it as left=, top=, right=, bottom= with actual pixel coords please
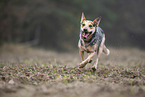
left=8, top=79, right=15, bottom=84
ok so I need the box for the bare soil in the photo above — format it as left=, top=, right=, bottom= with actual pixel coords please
left=0, top=44, right=145, bottom=97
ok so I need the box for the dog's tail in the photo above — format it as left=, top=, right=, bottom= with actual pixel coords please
left=103, top=45, right=110, bottom=55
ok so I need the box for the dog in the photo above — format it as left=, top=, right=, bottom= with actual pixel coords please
left=78, top=12, right=110, bottom=71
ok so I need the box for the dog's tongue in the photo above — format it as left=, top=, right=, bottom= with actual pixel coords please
left=82, top=33, right=89, bottom=38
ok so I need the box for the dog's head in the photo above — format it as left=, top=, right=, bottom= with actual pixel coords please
left=80, top=12, right=101, bottom=41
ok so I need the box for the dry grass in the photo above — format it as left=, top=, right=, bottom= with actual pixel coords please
left=0, top=43, right=145, bottom=97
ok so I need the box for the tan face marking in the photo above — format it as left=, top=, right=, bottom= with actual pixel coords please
left=81, top=20, right=96, bottom=33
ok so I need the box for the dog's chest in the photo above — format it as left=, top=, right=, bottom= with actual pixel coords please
left=85, top=44, right=97, bottom=53
left=78, top=40, right=98, bottom=53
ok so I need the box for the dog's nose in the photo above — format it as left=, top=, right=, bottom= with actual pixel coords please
left=84, top=29, right=87, bottom=32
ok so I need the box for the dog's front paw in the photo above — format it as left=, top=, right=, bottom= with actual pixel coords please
left=92, top=66, right=97, bottom=71
left=88, top=60, right=93, bottom=63
left=79, top=61, right=87, bottom=68
left=79, top=63, right=85, bottom=68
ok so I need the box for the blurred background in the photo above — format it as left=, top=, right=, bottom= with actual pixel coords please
left=0, top=0, right=145, bottom=51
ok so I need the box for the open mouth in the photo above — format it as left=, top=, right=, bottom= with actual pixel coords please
left=82, top=31, right=92, bottom=39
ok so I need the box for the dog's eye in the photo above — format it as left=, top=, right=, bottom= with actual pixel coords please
left=89, top=25, right=93, bottom=27
left=82, top=24, right=85, bottom=26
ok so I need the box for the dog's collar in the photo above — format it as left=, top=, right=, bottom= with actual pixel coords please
left=80, top=27, right=104, bottom=48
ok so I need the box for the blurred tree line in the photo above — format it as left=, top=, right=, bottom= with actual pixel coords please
left=0, top=0, right=145, bottom=51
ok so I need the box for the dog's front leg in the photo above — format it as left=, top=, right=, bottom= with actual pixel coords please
left=79, top=50, right=84, bottom=61
left=92, top=46, right=103, bottom=71
left=92, top=35, right=106, bottom=71
left=79, top=51, right=96, bottom=68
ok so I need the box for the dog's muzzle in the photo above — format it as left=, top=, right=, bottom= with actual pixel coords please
left=82, top=29, right=93, bottom=41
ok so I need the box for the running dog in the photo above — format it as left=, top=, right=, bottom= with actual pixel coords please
left=78, top=12, right=110, bottom=71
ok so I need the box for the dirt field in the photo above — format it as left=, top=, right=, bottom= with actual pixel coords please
left=0, top=44, right=145, bottom=97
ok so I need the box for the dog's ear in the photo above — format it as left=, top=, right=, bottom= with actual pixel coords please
left=80, top=12, right=86, bottom=24
left=93, top=16, right=101, bottom=27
